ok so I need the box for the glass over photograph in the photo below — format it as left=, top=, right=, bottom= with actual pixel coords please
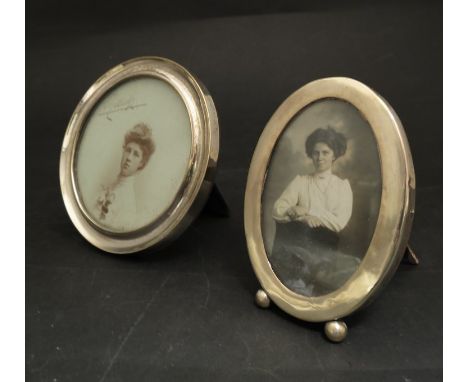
left=261, top=98, right=382, bottom=297
left=74, top=76, right=192, bottom=233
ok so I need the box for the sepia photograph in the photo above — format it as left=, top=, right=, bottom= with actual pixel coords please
left=262, top=98, right=382, bottom=297
left=94, top=123, right=155, bottom=228
left=74, top=76, right=193, bottom=233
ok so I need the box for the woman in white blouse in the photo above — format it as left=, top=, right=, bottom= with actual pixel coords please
left=95, top=123, right=155, bottom=230
left=270, top=127, right=358, bottom=296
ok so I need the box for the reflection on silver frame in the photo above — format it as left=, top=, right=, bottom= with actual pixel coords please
left=60, top=57, right=219, bottom=254
left=245, top=77, right=415, bottom=327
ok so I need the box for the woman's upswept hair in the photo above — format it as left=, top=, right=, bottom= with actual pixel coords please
left=124, top=123, right=155, bottom=168
left=305, top=127, right=347, bottom=159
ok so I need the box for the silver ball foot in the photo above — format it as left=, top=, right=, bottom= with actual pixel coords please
left=324, top=320, right=348, bottom=343
left=255, top=289, right=270, bottom=309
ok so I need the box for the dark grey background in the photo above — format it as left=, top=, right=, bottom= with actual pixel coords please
left=27, top=1, right=442, bottom=381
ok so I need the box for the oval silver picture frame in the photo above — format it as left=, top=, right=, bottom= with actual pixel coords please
left=60, top=57, right=219, bottom=254
left=244, top=77, right=415, bottom=324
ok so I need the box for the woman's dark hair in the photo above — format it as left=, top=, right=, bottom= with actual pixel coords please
left=305, top=127, right=347, bottom=159
left=123, top=123, right=156, bottom=168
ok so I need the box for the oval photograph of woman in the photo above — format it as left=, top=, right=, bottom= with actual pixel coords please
left=74, top=76, right=192, bottom=233
left=261, top=98, right=382, bottom=297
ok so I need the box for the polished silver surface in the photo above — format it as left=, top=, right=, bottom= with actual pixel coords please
left=255, top=289, right=271, bottom=309
left=324, top=320, right=348, bottom=343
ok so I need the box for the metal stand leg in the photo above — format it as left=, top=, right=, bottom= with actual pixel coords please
left=255, top=289, right=270, bottom=309
left=202, top=183, right=230, bottom=217
left=324, top=320, right=348, bottom=343
left=403, top=245, right=419, bottom=265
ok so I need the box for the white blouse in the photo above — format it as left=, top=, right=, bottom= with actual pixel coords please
left=272, top=169, right=353, bottom=232
left=95, top=176, right=137, bottom=231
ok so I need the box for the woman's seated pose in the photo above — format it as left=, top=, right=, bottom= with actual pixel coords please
left=271, top=127, right=359, bottom=296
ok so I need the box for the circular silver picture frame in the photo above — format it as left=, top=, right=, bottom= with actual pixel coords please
left=60, top=57, right=219, bottom=254
left=244, top=77, right=415, bottom=334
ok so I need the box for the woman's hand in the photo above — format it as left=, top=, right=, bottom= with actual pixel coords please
left=297, top=215, right=323, bottom=228
left=286, top=206, right=308, bottom=220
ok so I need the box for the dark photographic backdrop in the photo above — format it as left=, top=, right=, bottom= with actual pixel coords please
left=27, top=1, right=442, bottom=381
